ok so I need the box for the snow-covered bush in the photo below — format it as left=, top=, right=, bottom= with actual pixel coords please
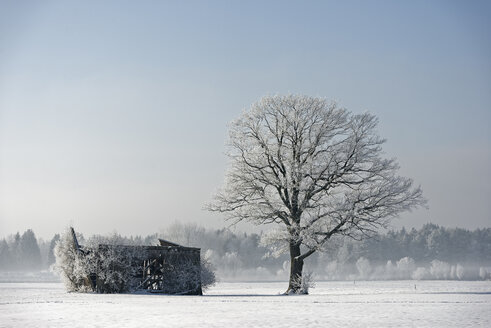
left=325, top=260, right=339, bottom=280
left=300, top=271, right=315, bottom=294
left=395, top=257, right=416, bottom=279
left=287, top=270, right=315, bottom=295
left=479, top=267, right=489, bottom=280
left=430, top=260, right=451, bottom=279
left=384, top=260, right=396, bottom=279
left=412, top=267, right=430, bottom=280
left=91, top=245, right=145, bottom=293
left=356, top=257, right=372, bottom=280
left=54, top=229, right=141, bottom=293
left=222, top=251, right=242, bottom=276
left=201, top=256, right=216, bottom=291
left=452, top=264, right=465, bottom=280
left=154, top=256, right=200, bottom=294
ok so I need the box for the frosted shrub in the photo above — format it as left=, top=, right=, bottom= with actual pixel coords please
left=356, top=257, right=372, bottom=280
left=430, top=260, right=451, bottom=279
left=288, top=270, right=315, bottom=295
left=368, top=264, right=385, bottom=279
left=301, top=271, right=315, bottom=294
left=479, top=267, right=489, bottom=280
left=55, top=232, right=143, bottom=293
left=155, top=258, right=200, bottom=294
left=448, top=264, right=466, bottom=280
left=412, top=267, right=430, bottom=280
left=385, top=261, right=396, bottom=280
left=396, top=257, right=416, bottom=279
left=455, top=264, right=465, bottom=280
left=224, top=252, right=242, bottom=275
left=201, top=256, right=217, bottom=291
left=92, top=245, right=144, bottom=293
left=325, top=260, right=339, bottom=280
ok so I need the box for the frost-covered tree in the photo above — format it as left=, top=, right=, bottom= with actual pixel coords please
left=161, top=222, right=206, bottom=248
left=0, top=240, right=10, bottom=270
left=54, top=229, right=148, bottom=293
left=54, top=228, right=91, bottom=292
left=209, top=95, right=426, bottom=293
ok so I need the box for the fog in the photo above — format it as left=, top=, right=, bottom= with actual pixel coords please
left=1, top=223, right=490, bottom=282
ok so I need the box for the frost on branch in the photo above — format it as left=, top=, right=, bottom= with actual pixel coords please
left=260, top=228, right=290, bottom=258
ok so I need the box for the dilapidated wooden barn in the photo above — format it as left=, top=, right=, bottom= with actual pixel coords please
left=70, top=228, right=202, bottom=295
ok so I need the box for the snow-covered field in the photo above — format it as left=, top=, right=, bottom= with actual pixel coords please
left=1, top=280, right=490, bottom=327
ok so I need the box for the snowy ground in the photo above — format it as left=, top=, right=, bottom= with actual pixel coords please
left=1, top=281, right=490, bottom=327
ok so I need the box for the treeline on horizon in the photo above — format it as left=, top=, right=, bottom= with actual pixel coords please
left=1, top=223, right=490, bottom=280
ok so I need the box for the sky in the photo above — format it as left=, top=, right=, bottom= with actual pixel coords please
left=0, top=0, right=490, bottom=239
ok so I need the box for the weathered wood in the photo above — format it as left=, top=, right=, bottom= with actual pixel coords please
left=70, top=227, right=81, bottom=254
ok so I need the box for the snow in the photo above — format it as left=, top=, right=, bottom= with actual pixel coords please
left=1, top=281, right=490, bottom=327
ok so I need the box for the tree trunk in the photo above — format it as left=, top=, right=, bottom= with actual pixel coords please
left=286, top=242, right=304, bottom=294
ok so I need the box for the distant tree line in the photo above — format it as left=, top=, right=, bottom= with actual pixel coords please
left=159, top=222, right=491, bottom=281
left=1, top=224, right=490, bottom=280
left=318, top=223, right=491, bottom=266
left=309, top=223, right=491, bottom=281
left=0, top=229, right=56, bottom=271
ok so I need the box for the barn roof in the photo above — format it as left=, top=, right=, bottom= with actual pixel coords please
left=158, top=238, right=182, bottom=247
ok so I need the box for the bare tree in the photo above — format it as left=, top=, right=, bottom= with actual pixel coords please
left=208, top=95, right=426, bottom=294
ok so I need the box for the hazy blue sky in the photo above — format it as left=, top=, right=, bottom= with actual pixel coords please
left=1, top=0, right=490, bottom=239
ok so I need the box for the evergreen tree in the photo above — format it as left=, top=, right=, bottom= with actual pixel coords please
left=19, top=229, right=42, bottom=270
left=0, top=239, right=10, bottom=270
left=9, top=232, right=21, bottom=269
